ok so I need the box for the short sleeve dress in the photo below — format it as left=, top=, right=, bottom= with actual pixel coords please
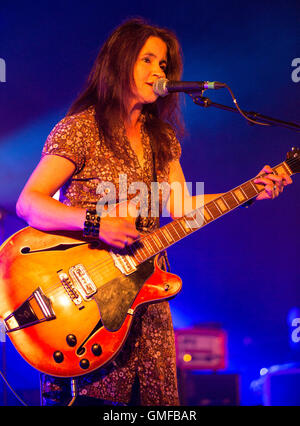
left=40, top=106, right=182, bottom=406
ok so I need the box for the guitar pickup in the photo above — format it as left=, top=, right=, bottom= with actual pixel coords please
left=69, top=264, right=97, bottom=300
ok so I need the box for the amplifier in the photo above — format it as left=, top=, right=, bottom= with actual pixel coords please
left=175, top=327, right=227, bottom=370
left=178, top=371, right=240, bottom=406
left=262, top=365, right=300, bottom=406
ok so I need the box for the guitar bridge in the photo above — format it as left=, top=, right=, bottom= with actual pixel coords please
left=57, top=264, right=97, bottom=306
left=4, top=287, right=56, bottom=333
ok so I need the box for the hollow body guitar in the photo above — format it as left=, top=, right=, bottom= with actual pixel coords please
left=0, top=148, right=299, bottom=378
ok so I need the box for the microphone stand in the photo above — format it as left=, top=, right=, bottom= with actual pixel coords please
left=190, top=91, right=300, bottom=132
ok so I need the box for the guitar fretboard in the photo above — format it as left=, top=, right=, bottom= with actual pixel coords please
left=127, top=160, right=292, bottom=265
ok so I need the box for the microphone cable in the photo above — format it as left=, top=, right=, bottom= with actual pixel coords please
left=224, top=84, right=271, bottom=127
left=190, top=83, right=271, bottom=127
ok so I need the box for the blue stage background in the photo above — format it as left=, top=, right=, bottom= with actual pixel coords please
left=0, top=0, right=299, bottom=405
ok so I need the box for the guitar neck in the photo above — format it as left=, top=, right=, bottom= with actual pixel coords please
left=128, top=160, right=293, bottom=265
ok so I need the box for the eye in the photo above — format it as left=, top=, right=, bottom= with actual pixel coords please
left=143, top=56, right=151, bottom=64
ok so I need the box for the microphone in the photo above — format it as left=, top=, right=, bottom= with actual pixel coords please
left=153, top=78, right=226, bottom=97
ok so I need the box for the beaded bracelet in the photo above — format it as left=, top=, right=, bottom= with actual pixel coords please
left=83, top=209, right=101, bottom=237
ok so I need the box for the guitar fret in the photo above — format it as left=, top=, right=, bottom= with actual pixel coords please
left=161, top=227, right=174, bottom=244
left=215, top=197, right=229, bottom=212
left=196, top=209, right=206, bottom=226
left=205, top=205, right=214, bottom=218
left=249, top=180, right=259, bottom=194
left=232, top=188, right=246, bottom=204
left=181, top=217, right=194, bottom=233
left=147, top=237, right=158, bottom=252
left=206, top=202, right=221, bottom=219
left=202, top=206, right=213, bottom=222
left=154, top=231, right=164, bottom=247
left=241, top=181, right=257, bottom=199
left=187, top=210, right=204, bottom=229
left=151, top=233, right=163, bottom=250
left=149, top=237, right=159, bottom=252
left=131, top=245, right=144, bottom=263
left=174, top=221, right=186, bottom=238
left=223, top=192, right=239, bottom=208
left=239, top=185, right=247, bottom=198
left=169, top=222, right=181, bottom=240
left=137, top=242, right=148, bottom=259
left=282, top=161, right=292, bottom=175
left=126, top=245, right=139, bottom=266
left=274, top=163, right=290, bottom=176
left=177, top=220, right=187, bottom=235
left=157, top=229, right=169, bottom=247
left=212, top=200, right=222, bottom=215
left=142, top=236, right=154, bottom=256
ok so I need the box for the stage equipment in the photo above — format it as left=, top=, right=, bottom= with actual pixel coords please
left=251, top=363, right=300, bottom=406
left=178, top=370, right=240, bottom=406
left=175, top=326, right=227, bottom=370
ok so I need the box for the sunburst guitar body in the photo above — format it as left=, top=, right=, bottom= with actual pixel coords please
left=0, top=224, right=182, bottom=377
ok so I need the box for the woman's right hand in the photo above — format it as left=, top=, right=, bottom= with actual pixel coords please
left=99, top=216, right=140, bottom=249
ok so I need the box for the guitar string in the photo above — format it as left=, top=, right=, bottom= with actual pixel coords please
left=43, top=234, right=157, bottom=297
left=42, top=199, right=237, bottom=298
left=43, top=233, right=172, bottom=300
left=44, top=186, right=291, bottom=298
left=48, top=157, right=298, bottom=285
left=80, top=161, right=292, bottom=278
left=42, top=214, right=198, bottom=298
left=43, top=214, right=198, bottom=297
left=43, top=159, right=298, bottom=297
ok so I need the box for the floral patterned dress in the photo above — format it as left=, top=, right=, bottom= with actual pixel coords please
left=40, top=106, right=181, bottom=406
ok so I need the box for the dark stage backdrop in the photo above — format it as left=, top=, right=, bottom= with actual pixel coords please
left=0, top=0, right=299, bottom=405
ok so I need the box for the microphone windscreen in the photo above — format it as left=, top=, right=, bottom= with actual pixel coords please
left=153, top=78, right=169, bottom=97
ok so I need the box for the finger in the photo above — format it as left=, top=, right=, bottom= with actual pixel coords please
left=256, top=165, right=273, bottom=176
left=273, top=186, right=280, bottom=198
left=266, top=183, right=277, bottom=199
left=265, top=185, right=274, bottom=199
left=254, top=177, right=275, bottom=187
left=114, top=232, right=137, bottom=247
left=110, top=237, right=128, bottom=249
left=254, top=174, right=282, bottom=185
left=125, top=237, right=135, bottom=246
left=280, top=174, right=293, bottom=186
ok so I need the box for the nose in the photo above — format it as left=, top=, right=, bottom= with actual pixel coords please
left=152, top=70, right=165, bottom=79
left=152, top=62, right=165, bottom=79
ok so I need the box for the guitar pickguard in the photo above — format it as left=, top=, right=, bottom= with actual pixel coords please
left=93, top=257, right=155, bottom=332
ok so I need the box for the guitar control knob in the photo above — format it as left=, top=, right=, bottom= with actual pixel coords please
left=79, top=359, right=90, bottom=370
left=66, top=334, right=77, bottom=347
left=53, top=351, right=64, bottom=363
left=91, top=343, right=102, bottom=356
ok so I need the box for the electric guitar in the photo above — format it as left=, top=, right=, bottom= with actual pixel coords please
left=0, top=148, right=299, bottom=377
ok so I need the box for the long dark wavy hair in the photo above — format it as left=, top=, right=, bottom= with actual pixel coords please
left=67, top=18, right=184, bottom=173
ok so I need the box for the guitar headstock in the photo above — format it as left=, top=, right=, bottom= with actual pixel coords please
left=286, top=147, right=300, bottom=174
